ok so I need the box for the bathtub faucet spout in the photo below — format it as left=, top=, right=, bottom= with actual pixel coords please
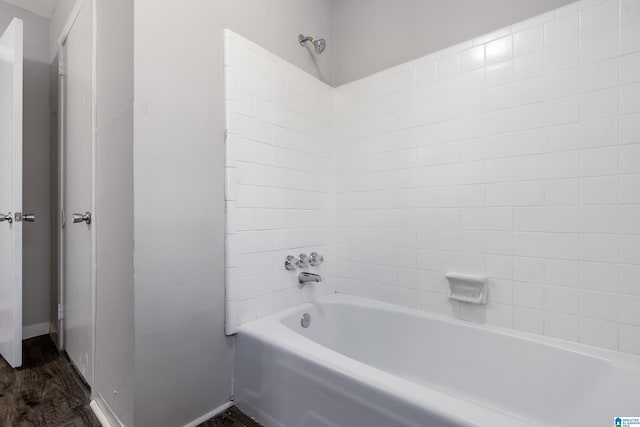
left=298, top=272, right=322, bottom=284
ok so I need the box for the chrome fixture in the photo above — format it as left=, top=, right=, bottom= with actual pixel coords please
left=285, top=255, right=298, bottom=271
left=73, top=211, right=92, bottom=225
left=301, top=313, right=311, bottom=328
left=298, top=34, right=326, bottom=54
left=309, top=252, right=324, bottom=266
left=297, top=253, right=309, bottom=268
left=0, top=212, right=13, bottom=224
left=10, top=212, right=36, bottom=223
left=285, top=253, right=325, bottom=270
left=298, top=272, right=322, bottom=284
left=285, top=254, right=310, bottom=270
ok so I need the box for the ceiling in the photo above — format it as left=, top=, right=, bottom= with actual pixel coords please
left=2, top=0, right=61, bottom=18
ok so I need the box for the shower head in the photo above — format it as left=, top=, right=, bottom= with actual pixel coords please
left=298, top=34, right=326, bottom=54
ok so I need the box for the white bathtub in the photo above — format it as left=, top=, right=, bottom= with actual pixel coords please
left=233, top=294, right=640, bottom=427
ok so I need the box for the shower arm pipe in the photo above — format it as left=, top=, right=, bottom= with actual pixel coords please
left=298, top=35, right=315, bottom=46
left=298, top=34, right=326, bottom=54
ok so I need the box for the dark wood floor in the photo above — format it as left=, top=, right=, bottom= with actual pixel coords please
left=199, top=406, right=263, bottom=427
left=1, top=335, right=261, bottom=427
left=0, top=335, right=101, bottom=427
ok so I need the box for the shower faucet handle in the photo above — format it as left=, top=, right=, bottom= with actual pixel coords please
left=297, top=253, right=309, bottom=268
left=285, top=253, right=322, bottom=270
left=285, top=255, right=298, bottom=271
left=309, top=252, right=324, bottom=266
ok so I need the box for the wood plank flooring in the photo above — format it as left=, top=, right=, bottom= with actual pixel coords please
left=198, top=406, right=263, bottom=427
left=1, top=335, right=261, bottom=427
left=0, top=335, right=100, bottom=427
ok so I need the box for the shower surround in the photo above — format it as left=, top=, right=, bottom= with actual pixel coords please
left=224, top=0, right=640, bottom=355
left=224, top=30, right=336, bottom=334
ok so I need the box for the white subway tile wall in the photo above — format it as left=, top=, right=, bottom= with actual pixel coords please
left=333, top=0, right=640, bottom=355
left=224, top=31, right=335, bottom=334
left=224, top=0, right=640, bottom=354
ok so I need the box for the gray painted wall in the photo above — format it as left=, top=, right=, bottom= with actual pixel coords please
left=48, top=1, right=135, bottom=424
left=0, top=3, right=49, bottom=61
left=0, top=3, right=52, bottom=329
left=331, top=0, right=577, bottom=85
left=95, top=0, right=134, bottom=424
left=133, top=0, right=333, bottom=425
left=49, top=0, right=75, bottom=62
left=220, top=0, right=334, bottom=84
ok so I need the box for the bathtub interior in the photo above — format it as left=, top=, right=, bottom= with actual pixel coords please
left=279, top=297, right=639, bottom=425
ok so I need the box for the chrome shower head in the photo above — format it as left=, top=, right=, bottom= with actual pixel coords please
left=312, top=38, right=326, bottom=54
left=298, top=34, right=326, bottom=54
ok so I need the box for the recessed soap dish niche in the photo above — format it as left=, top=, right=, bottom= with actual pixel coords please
left=445, top=273, right=488, bottom=305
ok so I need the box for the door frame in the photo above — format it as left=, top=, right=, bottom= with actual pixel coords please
left=56, top=0, right=98, bottom=390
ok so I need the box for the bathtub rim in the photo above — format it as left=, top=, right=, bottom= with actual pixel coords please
left=238, top=293, right=640, bottom=366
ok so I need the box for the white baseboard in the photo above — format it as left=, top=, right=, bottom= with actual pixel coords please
left=90, top=396, right=124, bottom=427
left=90, top=394, right=231, bottom=427
left=90, top=400, right=113, bottom=427
left=22, top=322, right=50, bottom=340
left=183, top=401, right=233, bottom=427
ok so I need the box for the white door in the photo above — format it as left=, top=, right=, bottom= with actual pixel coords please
left=61, top=0, right=93, bottom=385
left=0, top=18, right=23, bottom=369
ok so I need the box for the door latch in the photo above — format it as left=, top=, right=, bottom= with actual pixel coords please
left=72, top=211, right=92, bottom=225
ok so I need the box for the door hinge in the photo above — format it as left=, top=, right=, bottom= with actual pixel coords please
left=58, top=60, right=65, bottom=76
left=58, top=303, right=64, bottom=320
